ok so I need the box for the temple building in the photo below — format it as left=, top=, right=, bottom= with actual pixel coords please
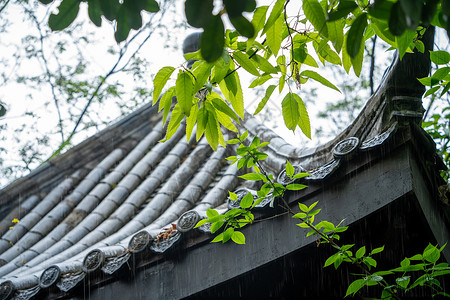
left=0, top=30, right=448, bottom=299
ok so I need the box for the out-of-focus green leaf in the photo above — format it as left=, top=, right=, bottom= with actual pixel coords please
left=201, top=15, right=225, bottom=62
left=346, top=13, right=367, bottom=58
left=115, top=6, right=131, bottom=42
left=0, top=104, right=6, bottom=117
left=327, top=0, right=357, bottom=21
left=99, top=0, right=119, bottom=21
left=389, top=1, right=407, bottom=36
left=185, top=0, right=213, bottom=28
left=399, top=0, right=422, bottom=30
left=88, top=0, right=102, bottom=27
left=230, top=15, right=254, bottom=38
left=48, top=0, right=80, bottom=31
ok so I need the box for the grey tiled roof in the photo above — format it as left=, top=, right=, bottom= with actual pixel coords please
left=1, top=97, right=325, bottom=299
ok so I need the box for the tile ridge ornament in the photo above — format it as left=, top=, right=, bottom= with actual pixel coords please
left=128, top=231, right=151, bottom=253
left=149, top=225, right=181, bottom=253
left=305, top=159, right=341, bottom=182
left=332, top=137, right=360, bottom=160
left=39, top=265, right=60, bottom=288
left=82, top=249, right=105, bottom=273
left=0, top=280, right=14, bottom=300
left=360, top=123, right=397, bottom=151
left=177, top=210, right=201, bottom=233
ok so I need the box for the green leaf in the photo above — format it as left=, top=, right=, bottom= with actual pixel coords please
left=176, top=71, right=194, bottom=116
left=249, top=74, right=272, bottom=88
left=0, top=104, right=6, bottom=117
left=399, top=0, right=422, bottom=30
left=160, top=87, right=175, bottom=125
left=368, top=0, right=393, bottom=20
left=143, top=0, right=159, bottom=12
left=296, top=95, right=311, bottom=139
left=210, top=220, right=225, bottom=233
left=251, top=5, right=268, bottom=35
left=414, top=40, right=425, bottom=53
left=233, top=51, right=259, bottom=76
left=293, top=173, right=310, bottom=179
left=254, top=85, right=276, bottom=115
left=262, top=0, right=286, bottom=34
left=239, top=173, right=265, bottom=181
left=185, top=0, right=213, bottom=28
left=88, top=0, right=102, bottom=26
left=164, top=105, right=184, bottom=141
left=356, top=246, right=366, bottom=259
left=324, top=253, right=339, bottom=267
left=206, top=208, right=219, bottom=219
left=266, top=14, right=283, bottom=56
left=430, top=51, right=450, bottom=65
left=201, top=15, right=225, bottom=62
left=153, top=66, right=175, bottom=105
left=298, top=202, right=308, bottom=212
left=286, top=184, right=307, bottom=190
left=253, top=55, right=278, bottom=74
left=286, top=160, right=294, bottom=177
left=240, top=193, right=254, bottom=209
left=423, top=244, right=440, bottom=263
left=303, top=0, right=328, bottom=37
left=346, top=13, right=367, bottom=58
left=396, top=276, right=411, bottom=289
left=192, top=61, right=213, bottom=92
left=204, top=110, right=219, bottom=150
left=186, top=104, right=199, bottom=141
left=300, top=70, right=340, bottom=92
left=220, top=70, right=244, bottom=119
left=223, top=227, right=234, bottom=243
left=194, top=218, right=209, bottom=228
left=389, top=1, right=407, bottom=36
left=114, top=6, right=131, bottom=42
left=327, top=0, right=357, bottom=21
left=370, top=245, right=385, bottom=255
left=293, top=212, right=307, bottom=219
left=364, top=257, right=377, bottom=268
left=282, top=93, right=300, bottom=131
left=396, top=29, right=415, bottom=60
left=345, top=279, right=366, bottom=297
left=48, top=0, right=80, bottom=31
left=212, top=97, right=239, bottom=122
left=211, top=232, right=224, bottom=243
left=231, top=231, right=246, bottom=244
left=327, top=19, right=345, bottom=53
left=230, top=15, right=254, bottom=38
left=99, top=0, right=119, bottom=21
left=350, top=36, right=365, bottom=77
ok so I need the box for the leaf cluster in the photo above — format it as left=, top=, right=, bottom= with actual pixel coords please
left=39, top=0, right=160, bottom=42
